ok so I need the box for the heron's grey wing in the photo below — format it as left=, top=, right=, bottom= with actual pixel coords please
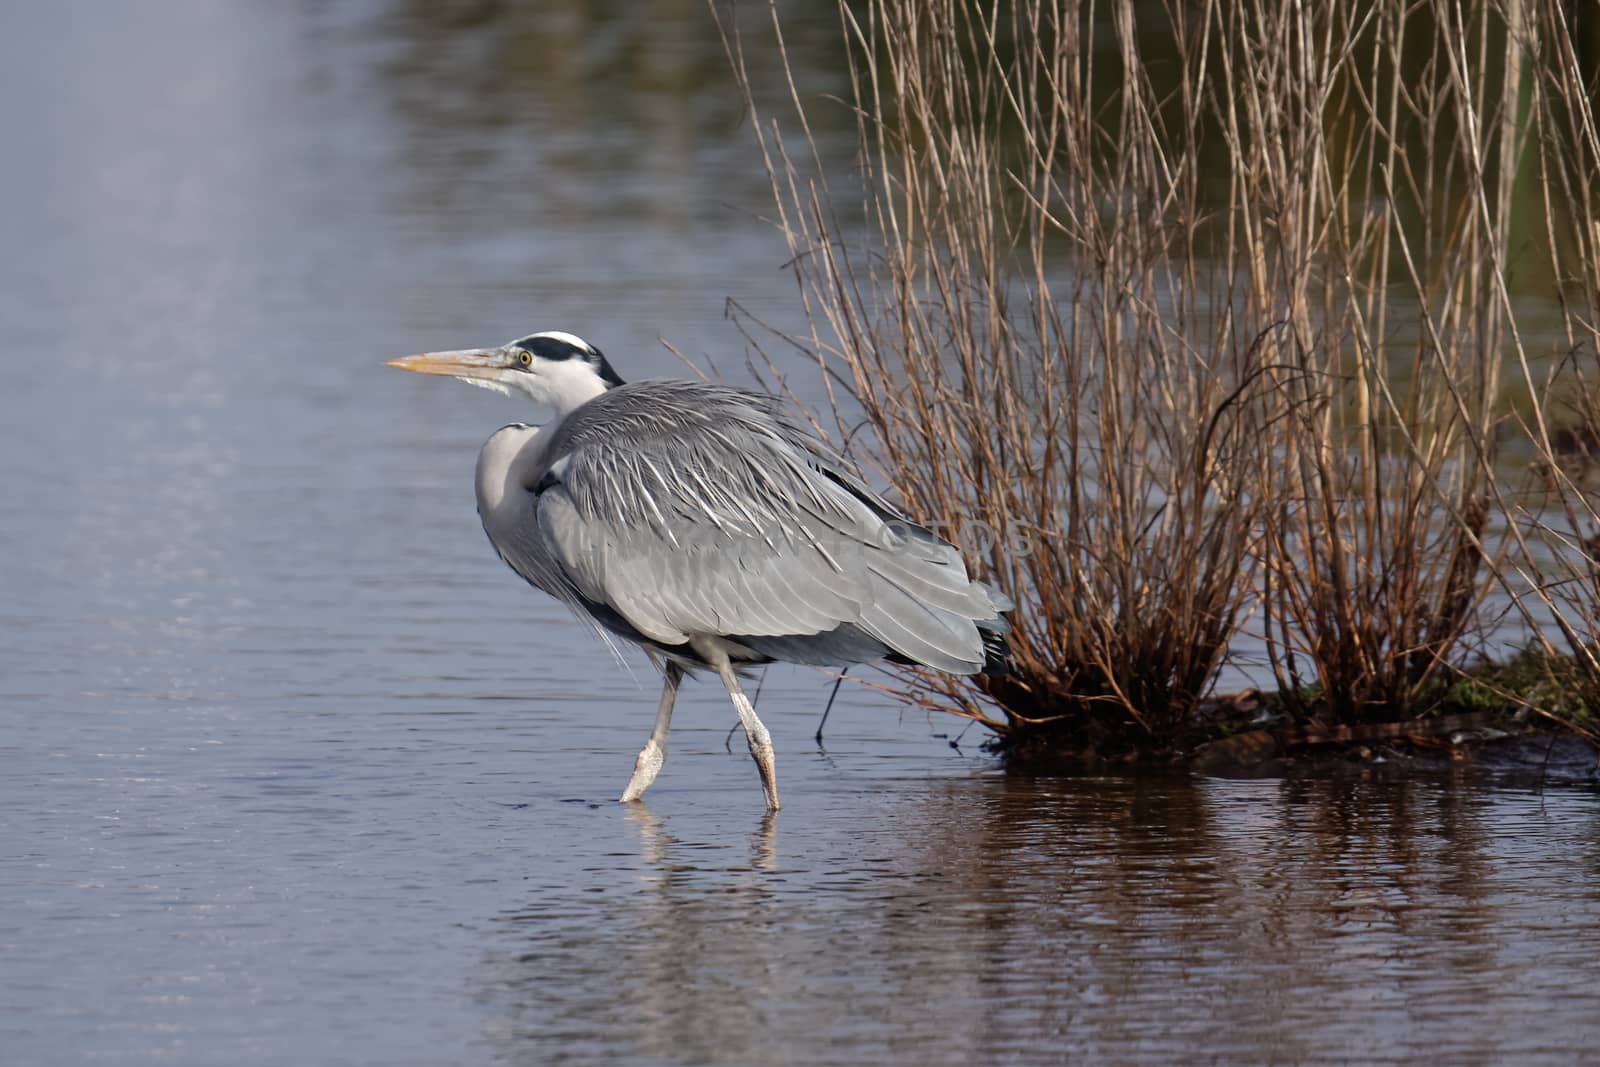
left=530, top=381, right=1003, bottom=673
left=776, top=410, right=1017, bottom=617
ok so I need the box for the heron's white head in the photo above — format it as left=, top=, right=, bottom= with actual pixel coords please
left=386, top=331, right=625, bottom=417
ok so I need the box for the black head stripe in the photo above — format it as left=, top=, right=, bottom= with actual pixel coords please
left=516, top=335, right=589, bottom=361
left=591, top=350, right=626, bottom=388
left=511, top=333, right=627, bottom=388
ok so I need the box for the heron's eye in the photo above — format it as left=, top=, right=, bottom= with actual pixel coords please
left=516, top=349, right=533, bottom=368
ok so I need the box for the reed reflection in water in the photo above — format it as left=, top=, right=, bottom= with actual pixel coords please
left=471, top=774, right=1600, bottom=1065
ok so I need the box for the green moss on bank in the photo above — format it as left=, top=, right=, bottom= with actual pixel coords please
left=993, top=646, right=1600, bottom=775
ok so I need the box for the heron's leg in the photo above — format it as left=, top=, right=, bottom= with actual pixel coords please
left=620, top=662, right=683, bottom=803
left=712, top=656, right=780, bottom=812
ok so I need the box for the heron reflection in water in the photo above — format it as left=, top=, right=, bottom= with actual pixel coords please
left=388, top=331, right=1010, bottom=811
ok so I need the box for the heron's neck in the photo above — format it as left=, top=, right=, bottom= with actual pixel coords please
left=476, top=423, right=544, bottom=516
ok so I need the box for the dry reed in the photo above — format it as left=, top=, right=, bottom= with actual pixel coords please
left=718, top=0, right=1600, bottom=750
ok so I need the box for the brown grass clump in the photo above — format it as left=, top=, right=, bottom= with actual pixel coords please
left=717, top=0, right=1600, bottom=753
left=1459, top=4, right=1600, bottom=742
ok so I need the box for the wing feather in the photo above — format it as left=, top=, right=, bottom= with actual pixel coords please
left=526, top=381, right=1006, bottom=671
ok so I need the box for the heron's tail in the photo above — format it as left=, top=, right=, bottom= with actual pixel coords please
left=976, top=583, right=1013, bottom=677
left=978, top=618, right=1012, bottom=677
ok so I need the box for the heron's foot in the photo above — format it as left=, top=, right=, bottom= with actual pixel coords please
left=745, top=726, right=780, bottom=812
left=619, top=739, right=666, bottom=803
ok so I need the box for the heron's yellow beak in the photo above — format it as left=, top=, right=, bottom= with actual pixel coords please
left=385, top=348, right=507, bottom=380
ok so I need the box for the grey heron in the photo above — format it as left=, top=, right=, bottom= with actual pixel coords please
left=388, top=331, right=1010, bottom=811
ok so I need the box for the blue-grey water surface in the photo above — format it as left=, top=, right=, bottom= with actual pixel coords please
left=3, top=3, right=1600, bottom=1064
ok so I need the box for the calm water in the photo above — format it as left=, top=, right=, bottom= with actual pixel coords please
left=3, top=3, right=1599, bottom=1064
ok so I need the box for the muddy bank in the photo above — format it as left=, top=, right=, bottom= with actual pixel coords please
left=997, top=707, right=1599, bottom=788
left=1191, top=721, right=1600, bottom=787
